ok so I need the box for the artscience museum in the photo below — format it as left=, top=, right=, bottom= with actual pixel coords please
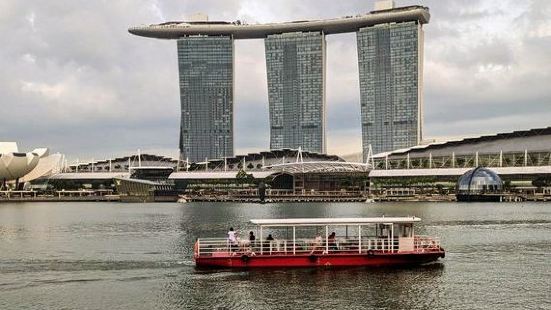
left=0, top=142, right=63, bottom=188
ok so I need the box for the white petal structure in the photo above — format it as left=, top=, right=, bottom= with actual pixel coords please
left=0, top=142, right=55, bottom=182
left=21, top=153, right=64, bottom=182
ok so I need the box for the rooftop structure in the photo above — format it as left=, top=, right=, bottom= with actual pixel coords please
left=183, top=148, right=343, bottom=172
left=368, top=127, right=551, bottom=183
left=66, top=153, right=177, bottom=173
left=129, top=6, right=430, bottom=40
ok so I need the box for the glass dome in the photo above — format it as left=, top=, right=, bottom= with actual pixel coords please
left=457, top=167, right=503, bottom=195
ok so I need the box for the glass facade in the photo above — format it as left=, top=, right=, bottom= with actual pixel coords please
left=177, top=36, right=234, bottom=162
left=457, top=167, right=503, bottom=195
left=357, top=21, right=423, bottom=157
left=265, top=32, right=326, bottom=153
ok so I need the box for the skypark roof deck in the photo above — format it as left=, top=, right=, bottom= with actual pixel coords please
left=129, top=5, right=430, bottom=40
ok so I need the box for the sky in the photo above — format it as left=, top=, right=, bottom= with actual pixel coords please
left=1, top=0, right=550, bottom=161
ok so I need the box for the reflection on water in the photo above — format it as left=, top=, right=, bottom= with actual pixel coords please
left=0, top=202, right=550, bottom=309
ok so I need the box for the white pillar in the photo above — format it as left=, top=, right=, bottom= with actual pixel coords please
left=292, top=226, right=296, bottom=255
left=524, top=149, right=528, bottom=167
left=499, top=150, right=503, bottom=167
left=325, top=226, right=329, bottom=253
left=429, top=153, right=433, bottom=169
left=475, top=152, right=479, bottom=167
left=260, top=227, right=263, bottom=255
left=358, top=225, right=362, bottom=253
left=452, top=152, right=455, bottom=168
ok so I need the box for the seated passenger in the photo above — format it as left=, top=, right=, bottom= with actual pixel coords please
left=328, top=232, right=338, bottom=251
left=310, top=233, right=323, bottom=255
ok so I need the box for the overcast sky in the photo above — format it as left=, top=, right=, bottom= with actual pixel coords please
left=1, top=0, right=550, bottom=161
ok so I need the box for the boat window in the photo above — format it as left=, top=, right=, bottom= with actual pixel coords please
left=398, top=223, right=413, bottom=237
left=376, top=224, right=390, bottom=238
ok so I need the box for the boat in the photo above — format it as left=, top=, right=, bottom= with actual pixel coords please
left=193, top=217, right=445, bottom=268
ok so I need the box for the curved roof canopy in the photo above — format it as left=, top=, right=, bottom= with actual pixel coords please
left=129, top=6, right=430, bottom=40
left=264, top=161, right=370, bottom=174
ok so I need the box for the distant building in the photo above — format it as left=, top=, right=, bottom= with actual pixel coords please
left=357, top=20, right=424, bottom=157
left=265, top=32, right=326, bottom=153
left=129, top=5, right=430, bottom=160
left=369, top=127, right=551, bottom=186
left=177, top=36, right=234, bottom=162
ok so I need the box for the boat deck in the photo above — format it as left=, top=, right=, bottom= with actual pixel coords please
left=195, top=236, right=442, bottom=258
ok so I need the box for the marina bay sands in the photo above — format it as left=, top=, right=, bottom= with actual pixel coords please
left=129, top=3, right=430, bottom=162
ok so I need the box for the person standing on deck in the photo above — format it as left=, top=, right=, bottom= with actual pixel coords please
left=228, top=227, right=238, bottom=251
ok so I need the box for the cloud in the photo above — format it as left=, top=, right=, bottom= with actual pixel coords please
left=0, top=0, right=549, bottom=160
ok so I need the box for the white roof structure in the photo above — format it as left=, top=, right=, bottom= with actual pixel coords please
left=250, top=217, right=421, bottom=226
left=369, top=166, right=551, bottom=177
left=373, top=126, right=551, bottom=158
left=49, top=172, right=130, bottom=180
left=264, top=161, right=370, bottom=174
left=20, top=153, right=64, bottom=182
left=169, top=171, right=275, bottom=180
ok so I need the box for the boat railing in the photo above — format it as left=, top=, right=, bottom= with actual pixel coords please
left=194, top=236, right=441, bottom=257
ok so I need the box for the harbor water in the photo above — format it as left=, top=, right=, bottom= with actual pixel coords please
left=0, top=202, right=550, bottom=309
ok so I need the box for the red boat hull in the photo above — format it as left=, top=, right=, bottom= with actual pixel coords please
left=195, top=251, right=445, bottom=268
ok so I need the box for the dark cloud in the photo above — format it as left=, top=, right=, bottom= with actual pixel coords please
left=0, top=0, right=549, bottom=159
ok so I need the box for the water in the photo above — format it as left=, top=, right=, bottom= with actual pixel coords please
left=0, top=202, right=550, bottom=309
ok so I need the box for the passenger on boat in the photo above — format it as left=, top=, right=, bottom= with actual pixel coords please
left=310, top=233, right=323, bottom=254
left=328, top=232, right=338, bottom=251
left=264, top=234, right=275, bottom=251
left=228, top=227, right=238, bottom=251
left=248, top=231, right=256, bottom=250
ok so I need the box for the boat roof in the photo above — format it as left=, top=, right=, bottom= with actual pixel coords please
left=250, top=217, right=421, bottom=226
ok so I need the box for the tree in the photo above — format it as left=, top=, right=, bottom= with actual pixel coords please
left=236, top=169, right=254, bottom=187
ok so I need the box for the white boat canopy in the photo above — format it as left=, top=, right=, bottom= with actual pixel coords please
left=250, top=217, right=421, bottom=227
